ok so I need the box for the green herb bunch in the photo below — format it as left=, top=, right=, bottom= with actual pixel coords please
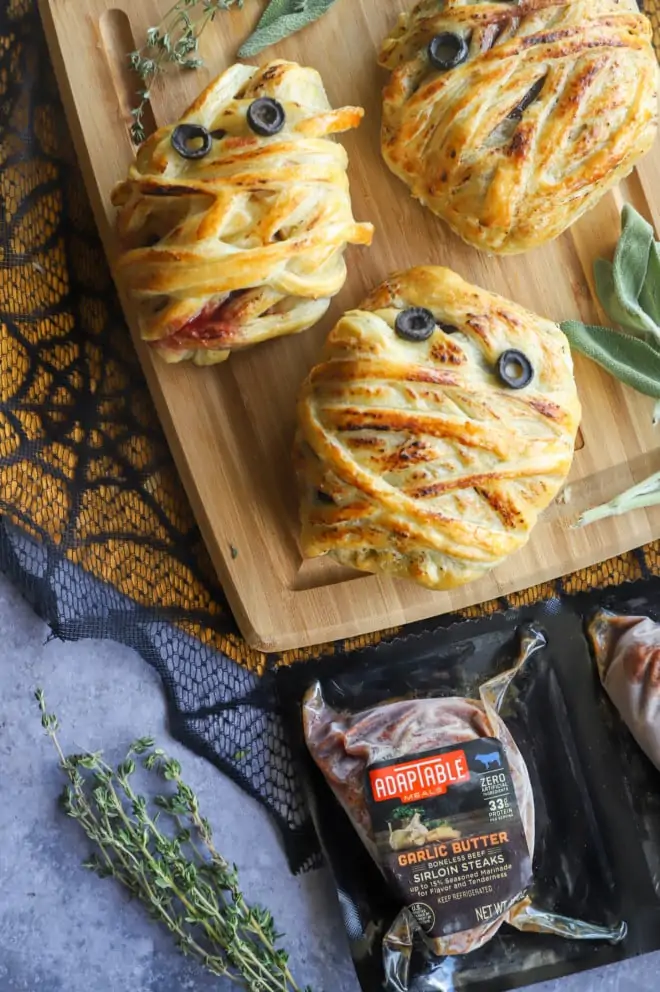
left=559, top=205, right=660, bottom=527
left=129, top=0, right=341, bottom=145
left=36, top=689, right=310, bottom=992
left=561, top=205, right=660, bottom=423
left=129, top=0, right=244, bottom=144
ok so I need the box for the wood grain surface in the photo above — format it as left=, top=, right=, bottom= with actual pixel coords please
left=39, top=0, right=660, bottom=651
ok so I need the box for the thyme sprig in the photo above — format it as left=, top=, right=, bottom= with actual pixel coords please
left=35, top=689, right=310, bottom=992
left=128, top=0, right=346, bottom=143
left=128, top=0, right=243, bottom=144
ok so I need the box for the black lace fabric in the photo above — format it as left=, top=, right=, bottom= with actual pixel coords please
left=0, top=0, right=658, bottom=874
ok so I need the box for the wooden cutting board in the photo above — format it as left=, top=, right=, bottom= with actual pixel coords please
left=39, top=0, right=660, bottom=652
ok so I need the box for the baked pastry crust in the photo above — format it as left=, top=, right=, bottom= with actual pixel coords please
left=111, top=61, right=373, bottom=365
left=379, top=0, right=659, bottom=254
left=295, top=266, right=581, bottom=590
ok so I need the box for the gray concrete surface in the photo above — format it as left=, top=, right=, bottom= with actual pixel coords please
left=0, top=569, right=658, bottom=992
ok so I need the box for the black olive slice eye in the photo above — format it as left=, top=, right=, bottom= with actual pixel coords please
left=497, top=349, right=534, bottom=389
left=171, top=123, right=213, bottom=160
left=246, top=98, right=286, bottom=137
left=395, top=307, right=436, bottom=342
left=428, top=33, right=469, bottom=71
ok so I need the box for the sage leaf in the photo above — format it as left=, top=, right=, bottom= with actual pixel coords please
left=593, top=257, right=650, bottom=337
left=248, top=0, right=300, bottom=31
left=608, top=204, right=660, bottom=342
left=560, top=320, right=660, bottom=399
left=639, top=237, right=660, bottom=329
left=239, top=0, right=340, bottom=57
left=614, top=204, right=653, bottom=302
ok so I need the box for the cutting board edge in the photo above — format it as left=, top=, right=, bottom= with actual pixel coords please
left=237, top=510, right=660, bottom=652
left=37, top=0, right=263, bottom=631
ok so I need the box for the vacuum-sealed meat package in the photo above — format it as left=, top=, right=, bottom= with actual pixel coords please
left=277, top=584, right=660, bottom=992
left=589, top=609, right=660, bottom=771
left=302, top=627, right=625, bottom=987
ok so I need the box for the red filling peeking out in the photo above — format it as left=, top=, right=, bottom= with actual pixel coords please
left=155, top=296, right=239, bottom=351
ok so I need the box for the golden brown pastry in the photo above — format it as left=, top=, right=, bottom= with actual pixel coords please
left=379, top=0, right=659, bottom=254
left=295, top=266, right=581, bottom=590
left=111, top=61, right=373, bottom=365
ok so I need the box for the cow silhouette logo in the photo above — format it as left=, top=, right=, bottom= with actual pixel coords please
left=474, top=751, right=501, bottom=771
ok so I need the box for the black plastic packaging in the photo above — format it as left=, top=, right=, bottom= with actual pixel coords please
left=278, top=578, right=660, bottom=992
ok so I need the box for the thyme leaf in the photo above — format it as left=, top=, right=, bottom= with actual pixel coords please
left=128, top=0, right=243, bottom=145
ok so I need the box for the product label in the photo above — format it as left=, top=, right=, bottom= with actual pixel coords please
left=365, top=738, right=532, bottom=938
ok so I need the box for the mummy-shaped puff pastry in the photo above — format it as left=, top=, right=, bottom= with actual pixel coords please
left=379, top=0, right=659, bottom=254
left=295, top=267, right=581, bottom=590
left=111, top=61, right=373, bottom=365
